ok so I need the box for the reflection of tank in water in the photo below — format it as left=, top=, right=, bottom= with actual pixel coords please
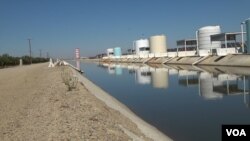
left=136, top=66, right=151, bottom=84
left=115, top=65, right=122, bottom=75
left=199, top=72, right=223, bottom=100
left=102, top=63, right=115, bottom=74
left=108, top=66, right=115, bottom=74
left=76, top=60, right=80, bottom=70
left=151, top=68, right=169, bottom=89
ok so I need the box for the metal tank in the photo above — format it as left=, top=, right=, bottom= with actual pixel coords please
left=149, top=35, right=167, bottom=53
left=198, top=26, right=221, bottom=50
left=246, top=19, right=250, bottom=53
left=107, top=48, right=114, bottom=56
left=114, top=47, right=122, bottom=57
left=135, top=39, right=150, bottom=55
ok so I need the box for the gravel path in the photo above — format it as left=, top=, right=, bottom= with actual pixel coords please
left=0, top=63, right=154, bottom=141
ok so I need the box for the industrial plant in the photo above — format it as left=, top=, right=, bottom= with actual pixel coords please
left=100, top=18, right=250, bottom=67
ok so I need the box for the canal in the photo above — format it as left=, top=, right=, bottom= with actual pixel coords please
left=74, top=61, right=250, bottom=141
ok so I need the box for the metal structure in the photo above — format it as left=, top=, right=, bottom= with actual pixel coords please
left=210, top=32, right=245, bottom=49
left=149, top=35, right=167, bottom=53
left=246, top=19, right=250, bottom=53
left=176, top=39, right=197, bottom=52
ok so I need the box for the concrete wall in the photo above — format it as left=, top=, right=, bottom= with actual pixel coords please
left=198, top=54, right=250, bottom=67
left=177, top=51, right=196, bottom=57
left=167, top=56, right=201, bottom=65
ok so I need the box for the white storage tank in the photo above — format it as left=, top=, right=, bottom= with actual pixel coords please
left=135, top=39, right=150, bottom=55
left=198, top=26, right=221, bottom=50
left=149, top=35, right=167, bottom=53
left=114, top=47, right=122, bottom=57
left=107, top=48, right=114, bottom=56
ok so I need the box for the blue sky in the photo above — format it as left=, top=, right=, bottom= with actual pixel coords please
left=0, top=0, right=250, bottom=58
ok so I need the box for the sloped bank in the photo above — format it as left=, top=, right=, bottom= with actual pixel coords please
left=100, top=54, right=250, bottom=67
left=197, top=54, right=250, bottom=67
left=69, top=65, right=173, bottom=141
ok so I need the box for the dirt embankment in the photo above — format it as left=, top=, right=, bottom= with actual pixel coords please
left=0, top=63, right=154, bottom=141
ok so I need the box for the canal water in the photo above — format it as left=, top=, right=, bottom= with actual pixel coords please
left=74, top=61, right=250, bottom=141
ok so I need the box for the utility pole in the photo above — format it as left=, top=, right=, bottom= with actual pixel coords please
left=46, top=52, right=49, bottom=59
left=39, top=49, right=42, bottom=58
left=28, top=38, right=32, bottom=64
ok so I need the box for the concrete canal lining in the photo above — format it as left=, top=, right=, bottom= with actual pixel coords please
left=101, top=54, right=250, bottom=67
left=197, top=54, right=250, bottom=67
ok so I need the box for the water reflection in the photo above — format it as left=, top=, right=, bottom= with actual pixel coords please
left=76, top=60, right=81, bottom=70
left=136, top=66, right=151, bottom=84
left=99, top=63, right=169, bottom=88
left=151, top=67, right=168, bottom=88
left=98, top=63, right=250, bottom=107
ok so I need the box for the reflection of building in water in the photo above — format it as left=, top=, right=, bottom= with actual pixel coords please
left=115, top=65, right=122, bottom=75
left=213, top=74, right=244, bottom=95
left=178, top=70, right=199, bottom=87
left=76, top=60, right=80, bottom=70
left=244, top=76, right=250, bottom=108
left=101, top=63, right=116, bottom=74
left=198, top=72, right=249, bottom=100
left=151, top=68, right=169, bottom=89
left=136, top=66, right=151, bottom=84
left=169, top=68, right=178, bottom=75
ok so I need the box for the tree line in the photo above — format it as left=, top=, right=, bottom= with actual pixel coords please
left=0, top=54, right=49, bottom=68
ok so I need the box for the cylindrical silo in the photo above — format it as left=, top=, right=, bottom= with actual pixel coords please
left=245, top=19, right=250, bottom=53
left=135, top=39, right=150, bottom=55
left=149, top=35, right=167, bottom=53
left=198, top=26, right=221, bottom=50
left=107, top=48, right=114, bottom=56
left=114, top=47, right=122, bottom=57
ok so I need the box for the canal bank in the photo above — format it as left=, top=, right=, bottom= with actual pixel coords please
left=99, top=54, right=250, bottom=67
left=69, top=63, right=173, bottom=141
left=0, top=62, right=172, bottom=141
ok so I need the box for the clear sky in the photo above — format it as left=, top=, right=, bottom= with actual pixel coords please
left=1, top=0, right=250, bottom=58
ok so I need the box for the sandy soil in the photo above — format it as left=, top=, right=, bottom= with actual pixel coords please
left=0, top=63, right=153, bottom=141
